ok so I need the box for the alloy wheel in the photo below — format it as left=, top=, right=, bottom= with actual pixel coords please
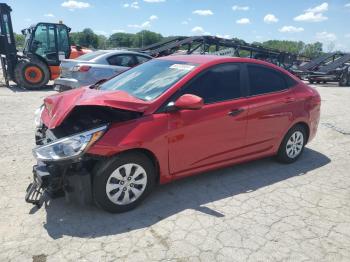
left=286, top=131, right=304, bottom=158
left=106, top=163, right=147, bottom=205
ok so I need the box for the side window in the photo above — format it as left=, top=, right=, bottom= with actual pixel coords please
left=107, top=55, right=136, bottom=67
left=247, top=65, right=288, bottom=95
left=136, top=55, right=151, bottom=65
left=32, top=24, right=56, bottom=59
left=181, top=63, right=242, bottom=104
left=56, top=25, right=70, bottom=58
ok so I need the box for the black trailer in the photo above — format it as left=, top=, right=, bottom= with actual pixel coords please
left=138, top=35, right=298, bottom=69
left=307, top=53, right=350, bottom=85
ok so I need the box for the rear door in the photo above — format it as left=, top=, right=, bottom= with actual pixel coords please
left=244, top=64, right=298, bottom=155
left=167, top=63, right=249, bottom=176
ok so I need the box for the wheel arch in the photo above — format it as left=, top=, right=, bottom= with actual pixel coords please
left=26, top=54, right=52, bottom=79
left=289, top=121, right=310, bottom=144
left=107, top=148, right=161, bottom=184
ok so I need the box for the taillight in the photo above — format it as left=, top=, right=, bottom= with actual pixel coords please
left=73, top=65, right=91, bottom=72
left=78, top=65, right=91, bottom=72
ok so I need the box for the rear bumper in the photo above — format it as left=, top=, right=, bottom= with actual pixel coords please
left=53, top=78, right=83, bottom=91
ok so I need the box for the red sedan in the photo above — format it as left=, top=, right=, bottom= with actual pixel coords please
left=27, top=55, right=321, bottom=213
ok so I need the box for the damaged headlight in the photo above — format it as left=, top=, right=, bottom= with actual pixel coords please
left=33, top=125, right=108, bottom=161
left=34, top=104, right=44, bottom=128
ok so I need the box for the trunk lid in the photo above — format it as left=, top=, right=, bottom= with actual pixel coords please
left=59, top=59, right=96, bottom=78
left=41, top=87, right=150, bottom=129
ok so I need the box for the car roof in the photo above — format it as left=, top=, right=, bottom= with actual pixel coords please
left=97, top=50, right=152, bottom=57
left=158, top=55, right=292, bottom=73
left=159, top=54, right=274, bottom=65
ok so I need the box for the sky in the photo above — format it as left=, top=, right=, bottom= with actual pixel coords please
left=3, top=0, right=350, bottom=51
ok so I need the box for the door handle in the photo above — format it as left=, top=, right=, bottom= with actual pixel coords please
left=228, top=108, right=245, bottom=117
left=285, top=97, right=296, bottom=103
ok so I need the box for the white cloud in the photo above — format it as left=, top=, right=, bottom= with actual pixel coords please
left=143, top=0, right=165, bottom=2
left=345, top=34, right=350, bottom=38
left=264, top=14, right=278, bottom=24
left=128, top=21, right=150, bottom=28
left=306, top=2, right=328, bottom=13
left=192, top=26, right=204, bottom=34
left=216, top=34, right=231, bottom=39
left=123, top=2, right=139, bottom=8
left=61, top=1, right=90, bottom=10
left=345, top=3, right=350, bottom=7
left=193, top=10, right=213, bottom=16
left=95, top=30, right=108, bottom=36
left=294, top=2, right=328, bottom=22
left=236, top=18, right=250, bottom=24
left=294, top=12, right=328, bottom=22
left=149, top=15, right=158, bottom=20
left=316, top=31, right=337, bottom=41
left=232, top=5, right=249, bottom=11
left=279, top=26, right=304, bottom=33
left=44, top=13, right=55, bottom=17
left=181, top=21, right=188, bottom=25
left=191, top=26, right=209, bottom=35
left=112, top=29, right=125, bottom=33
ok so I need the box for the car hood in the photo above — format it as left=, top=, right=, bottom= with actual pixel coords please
left=42, top=87, right=150, bottom=129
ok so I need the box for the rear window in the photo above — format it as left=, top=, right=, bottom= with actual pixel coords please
left=77, top=51, right=109, bottom=61
left=248, top=65, right=289, bottom=96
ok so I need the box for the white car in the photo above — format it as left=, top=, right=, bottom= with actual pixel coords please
left=54, top=50, right=152, bottom=92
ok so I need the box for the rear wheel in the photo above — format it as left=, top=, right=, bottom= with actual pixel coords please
left=277, top=125, right=307, bottom=163
left=14, top=59, right=50, bottom=90
left=339, top=74, right=348, bottom=87
left=308, top=80, right=314, bottom=84
left=93, top=152, right=156, bottom=213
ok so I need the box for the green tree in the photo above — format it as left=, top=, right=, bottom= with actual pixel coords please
left=303, top=42, right=323, bottom=59
left=132, top=30, right=163, bottom=48
left=107, top=32, right=135, bottom=48
left=69, top=28, right=99, bottom=49
left=97, top=35, right=108, bottom=49
left=14, top=33, right=25, bottom=49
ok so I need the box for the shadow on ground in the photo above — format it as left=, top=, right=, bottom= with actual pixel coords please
left=6, top=84, right=54, bottom=93
left=42, top=148, right=330, bottom=239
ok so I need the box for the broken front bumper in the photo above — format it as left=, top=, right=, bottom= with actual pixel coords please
left=25, top=164, right=51, bottom=206
left=25, top=160, right=94, bottom=208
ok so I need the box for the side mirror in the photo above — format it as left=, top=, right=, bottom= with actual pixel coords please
left=173, top=94, right=204, bottom=111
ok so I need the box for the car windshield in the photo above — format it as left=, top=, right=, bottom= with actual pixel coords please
left=99, top=59, right=198, bottom=101
left=77, top=51, right=109, bottom=61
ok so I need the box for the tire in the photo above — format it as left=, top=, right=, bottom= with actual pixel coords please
left=14, top=59, right=50, bottom=90
left=276, top=125, right=307, bottom=164
left=339, top=74, right=347, bottom=87
left=93, top=152, right=156, bottom=213
left=308, top=80, right=314, bottom=84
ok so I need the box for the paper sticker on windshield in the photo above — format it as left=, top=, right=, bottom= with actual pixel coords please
left=170, top=64, right=195, bottom=71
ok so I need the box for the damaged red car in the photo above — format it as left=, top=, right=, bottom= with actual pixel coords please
left=26, top=55, right=321, bottom=213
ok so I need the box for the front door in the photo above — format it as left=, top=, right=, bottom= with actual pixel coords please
left=167, top=63, right=249, bottom=176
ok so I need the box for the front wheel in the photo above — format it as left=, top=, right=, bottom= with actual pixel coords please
left=93, top=152, right=156, bottom=213
left=277, top=125, right=307, bottom=164
left=14, top=59, right=50, bottom=90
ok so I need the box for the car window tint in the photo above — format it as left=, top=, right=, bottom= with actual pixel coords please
left=248, top=65, right=288, bottom=95
left=136, top=55, right=151, bottom=64
left=78, top=51, right=109, bottom=61
left=108, top=55, right=135, bottom=67
left=182, top=63, right=242, bottom=104
left=285, top=75, right=298, bottom=88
